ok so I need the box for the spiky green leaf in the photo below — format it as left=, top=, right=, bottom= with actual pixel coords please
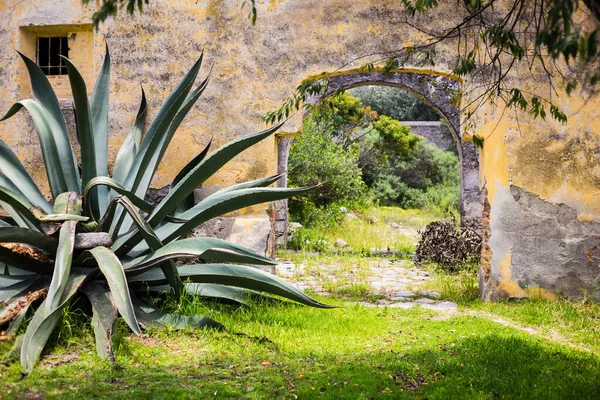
left=113, top=86, right=147, bottom=185
left=148, top=123, right=282, bottom=228
left=15, top=52, right=80, bottom=194
left=81, top=282, right=119, bottom=364
left=45, top=221, right=76, bottom=314
left=130, top=263, right=333, bottom=308
left=156, top=186, right=315, bottom=244
left=0, top=139, right=52, bottom=214
left=121, top=237, right=275, bottom=273
left=20, top=268, right=92, bottom=373
left=88, top=247, right=141, bottom=335
left=90, top=46, right=111, bottom=216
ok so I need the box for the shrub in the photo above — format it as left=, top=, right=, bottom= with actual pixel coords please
left=0, top=50, right=330, bottom=373
left=370, top=142, right=460, bottom=212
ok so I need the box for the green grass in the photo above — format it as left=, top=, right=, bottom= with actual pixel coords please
left=1, top=298, right=600, bottom=399
left=2, top=207, right=600, bottom=399
left=297, top=206, right=449, bottom=253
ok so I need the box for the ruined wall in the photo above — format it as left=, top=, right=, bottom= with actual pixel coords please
left=403, top=121, right=455, bottom=152
left=1, top=0, right=600, bottom=300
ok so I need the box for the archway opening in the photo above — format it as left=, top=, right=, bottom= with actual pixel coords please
left=274, top=71, right=482, bottom=248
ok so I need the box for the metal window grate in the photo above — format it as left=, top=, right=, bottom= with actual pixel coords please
left=36, top=37, right=68, bottom=76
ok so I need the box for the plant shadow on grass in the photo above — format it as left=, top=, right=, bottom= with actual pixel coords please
left=5, top=326, right=600, bottom=399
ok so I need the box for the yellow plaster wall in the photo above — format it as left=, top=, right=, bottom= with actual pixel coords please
left=1, top=1, right=600, bottom=297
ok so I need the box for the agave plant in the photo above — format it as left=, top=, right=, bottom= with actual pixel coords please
left=0, top=48, right=329, bottom=373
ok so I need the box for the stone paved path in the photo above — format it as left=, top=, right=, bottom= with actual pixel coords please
left=275, top=258, right=458, bottom=312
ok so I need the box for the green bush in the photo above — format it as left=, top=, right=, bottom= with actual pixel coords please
left=289, top=115, right=368, bottom=207
left=370, top=142, right=460, bottom=212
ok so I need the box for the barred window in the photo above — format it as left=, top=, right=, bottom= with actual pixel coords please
left=37, top=37, right=68, bottom=76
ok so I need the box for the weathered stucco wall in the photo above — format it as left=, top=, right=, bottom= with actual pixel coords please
left=1, top=0, right=600, bottom=300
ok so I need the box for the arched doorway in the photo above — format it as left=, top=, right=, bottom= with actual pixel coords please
left=275, top=71, right=482, bottom=245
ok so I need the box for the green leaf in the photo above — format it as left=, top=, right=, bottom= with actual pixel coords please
left=472, top=135, right=484, bottom=149
left=0, top=139, right=52, bottom=214
left=0, top=276, right=41, bottom=303
left=213, top=173, right=285, bottom=196
left=171, top=138, right=212, bottom=188
left=15, top=52, right=80, bottom=195
left=170, top=137, right=212, bottom=216
left=132, top=296, right=223, bottom=330
left=88, top=247, right=141, bottom=335
left=113, top=86, right=147, bottom=185
left=110, top=56, right=205, bottom=237
left=90, top=46, right=111, bottom=217
left=0, top=227, right=57, bottom=253
left=62, top=57, right=102, bottom=220
left=84, top=176, right=154, bottom=217
left=122, top=237, right=276, bottom=273
left=1, top=100, right=68, bottom=198
left=130, top=263, right=333, bottom=309
left=0, top=186, right=41, bottom=231
left=184, top=283, right=277, bottom=305
left=119, top=55, right=203, bottom=198
left=20, top=268, right=92, bottom=373
left=81, top=282, right=119, bottom=363
left=45, top=221, right=76, bottom=314
left=0, top=246, right=50, bottom=274
left=147, top=123, right=283, bottom=229
left=6, top=303, right=30, bottom=336
left=52, top=192, right=83, bottom=216
left=101, top=195, right=182, bottom=296
left=155, top=186, right=315, bottom=244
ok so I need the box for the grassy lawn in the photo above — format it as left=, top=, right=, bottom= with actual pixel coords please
left=2, top=207, right=600, bottom=399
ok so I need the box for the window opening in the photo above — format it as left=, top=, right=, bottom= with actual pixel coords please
left=36, top=37, right=68, bottom=76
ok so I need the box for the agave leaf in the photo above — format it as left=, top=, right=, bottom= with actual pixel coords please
left=113, top=86, right=147, bottom=185
left=15, top=52, right=80, bottom=195
left=38, top=214, right=89, bottom=222
left=6, top=303, right=30, bottom=336
left=90, top=45, right=111, bottom=217
left=88, top=247, right=140, bottom=335
left=0, top=276, right=41, bottom=303
left=132, top=295, right=223, bottom=330
left=105, top=196, right=182, bottom=296
left=62, top=56, right=103, bottom=220
left=184, top=283, right=277, bottom=305
left=156, top=186, right=315, bottom=244
left=115, top=54, right=204, bottom=236
left=0, top=227, right=57, bottom=253
left=121, top=237, right=276, bottom=273
left=1, top=100, right=68, bottom=198
left=148, top=123, right=283, bottom=228
left=45, top=221, right=76, bottom=314
left=213, top=173, right=285, bottom=196
left=0, top=139, right=52, bottom=214
left=0, top=282, right=46, bottom=326
left=84, top=176, right=154, bottom=217
left=130, top=263, right=333, bottom=309
left=80, top=282, right=119, bottom=363
left=0, top=244, right=50, bottom=273
left=113, top=72, right=210, bottom=237
left=170, top=137, right=212, bottom=216
left=171, top=138, right=212, bottom=188
left=0, top=186, right=45, bottom=231
left=20, top=268, right=92, bottom=373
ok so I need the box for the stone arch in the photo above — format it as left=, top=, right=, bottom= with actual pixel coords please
left=275, top=70, right=482, bottom=245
